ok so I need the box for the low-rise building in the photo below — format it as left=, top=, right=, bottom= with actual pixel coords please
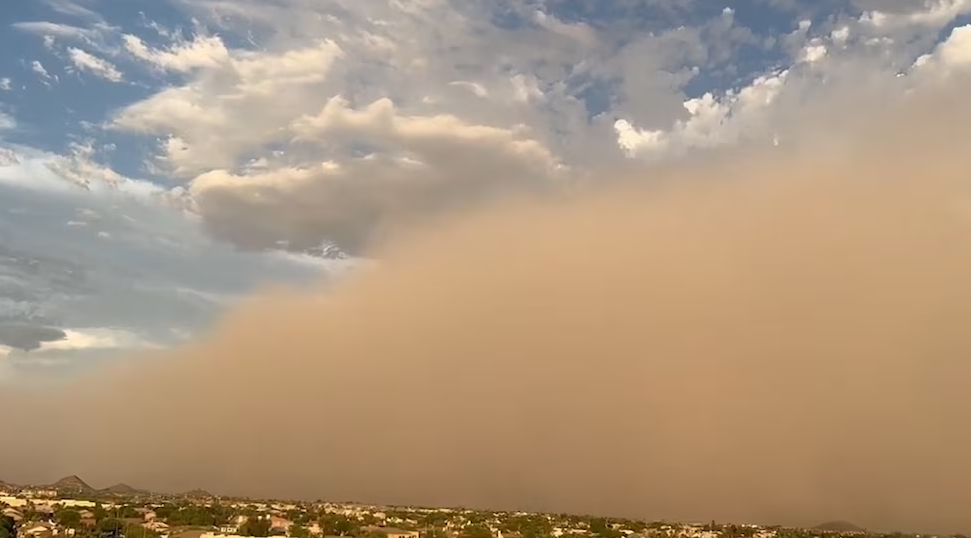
left=21, top=523, right=54, bottom=538
left=269, top=516, right=293, bottom=535
left=1, top=508, right=23, bottom=522
left=146, top=521, right=170, bottom=533
left=53, top=500, right=96, bottom=509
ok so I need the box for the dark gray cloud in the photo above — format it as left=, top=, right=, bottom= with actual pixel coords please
left=0, top=168, right=345, bottom=382
left=0, top=324, right=65, bottom=351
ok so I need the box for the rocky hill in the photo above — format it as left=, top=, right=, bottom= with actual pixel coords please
left=50, top=475, right=95, bottom=494
left=101, top=483, right=145, bottom=495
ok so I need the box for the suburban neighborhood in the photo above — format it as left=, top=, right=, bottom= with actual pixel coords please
left=0, top=476, right=957, bottom=538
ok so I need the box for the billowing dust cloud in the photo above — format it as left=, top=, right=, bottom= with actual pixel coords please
left=4, top=82, right=971, bottom=535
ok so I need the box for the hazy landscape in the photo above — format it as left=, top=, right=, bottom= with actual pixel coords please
left=3, top=0, right=971, bottom=535
left=0, top=476, right=945, bottom=538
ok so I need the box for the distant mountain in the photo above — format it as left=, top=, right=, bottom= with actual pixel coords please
left=183, top=489, right=213, bottom=499
left=51, top=475, right=95, bottom=494
left=814, top=521, right=865, bottom=533
left=101, top=483, right=145, bottom=495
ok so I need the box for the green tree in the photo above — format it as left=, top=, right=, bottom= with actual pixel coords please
left=417, top=514, right=450, bottom=529
left=240, top=517, right=272, bottom=537
left=503, top=515, right=553, bottom=538
left=319, top=515, right=357, bottom=536
left=287, top=512, right=311, bottom=526
left=123, top=525, right=159, bottom=538
left=289, top=525, right=310, bottom=538
left=98, top=518, right=124, bottom=538
left=56, top=510, right=82, bottom=529
left=115, top=507, right=140, bottom=520
left=588, top=519, right=620, bottom=538
left=163, top=505, right=232, bottom=527
left=1, top=515, right=16, bottom=538
left=461, top=525, right=492, bottom=538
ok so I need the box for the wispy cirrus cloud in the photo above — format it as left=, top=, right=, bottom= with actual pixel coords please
left=66, top=47, right=124, bottom=82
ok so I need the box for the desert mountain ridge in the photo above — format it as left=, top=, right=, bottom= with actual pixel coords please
left=1, top=476, right=215, bottom=498
left=0, top=476, right=156, bottom=496
left=182, top=488, right=214, bottom=498
left=102, top=483, right=148, bottom=495
left=49, top=475, right=94, bottom=493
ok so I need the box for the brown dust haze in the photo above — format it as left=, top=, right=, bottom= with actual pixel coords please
left=4, top=78, right=971, bottom=535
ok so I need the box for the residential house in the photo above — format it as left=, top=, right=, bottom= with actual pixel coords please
left=78, top=510, right=96, bottom=528
left=269, top=516, right=293, bottom=535
left=21, top=522, right=54, bottom=538
left=21, top=490, right=57, bottom=499
left=33, top=505, right=55, bottom=517
left=146, top=522, right=170, bottom=533
left=1, top=508, right=23, bottom=522
left=172, top=530, right=209, bottom=538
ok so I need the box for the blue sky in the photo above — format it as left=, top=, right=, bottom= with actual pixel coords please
left=1, top=0, right=970, bottom=381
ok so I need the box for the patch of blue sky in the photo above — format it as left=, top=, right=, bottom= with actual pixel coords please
left=1, top=62, right=149, bottom=139
left=572, top=75, right=620, bottom=119
left=529, top=0, right=812, bottom=112
left=941, top=13, right=971, bottom=40
left=92, top=132, right=166, bottom=184
left=682, top=0, right=847, bottom=100
left=0, top=0, right=269, bottom=186
left=730, top=0, right=813, bottom=35
left=483, top=0, right=537, bottom=31
left=541, top=0, right=694, bottom=31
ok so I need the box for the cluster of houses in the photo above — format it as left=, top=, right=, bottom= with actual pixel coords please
left=0, top=494, right=782, bottom=538
left=0, top=486, right=910, bottom=538
left=200, top=526, right=419, bottom=538
left=0, top=492, right=431, bottom=538
left=1, top=495, right=173, bottom=538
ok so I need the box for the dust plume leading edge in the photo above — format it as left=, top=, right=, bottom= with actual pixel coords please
left=3, top=78, right=971, bottom=535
